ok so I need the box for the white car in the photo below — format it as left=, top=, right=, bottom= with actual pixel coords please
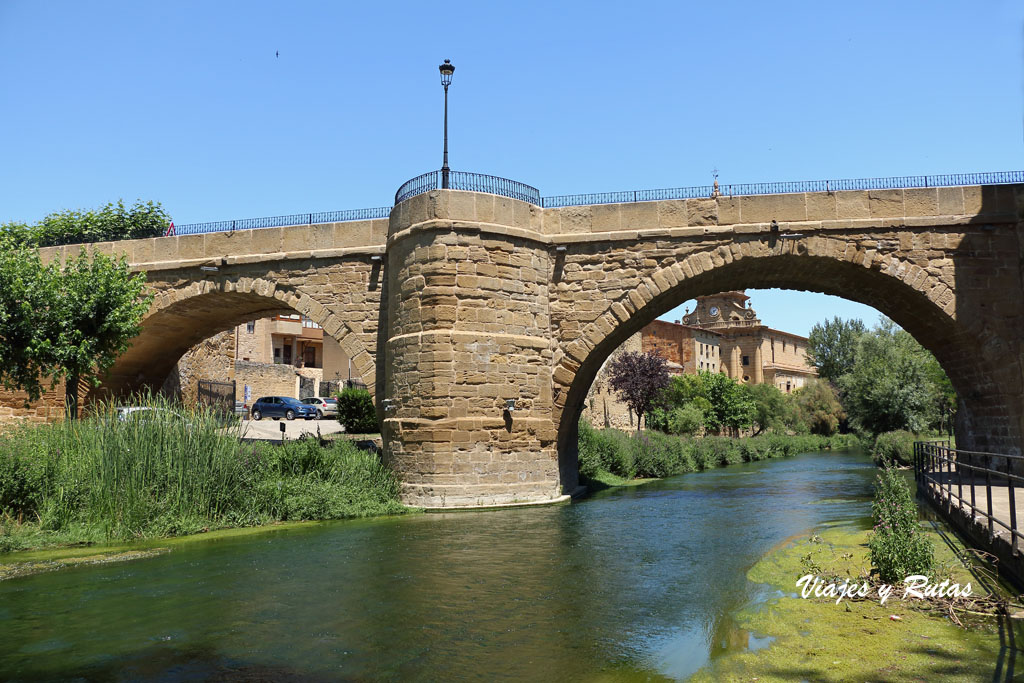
left=301, top=397, right=339, bottom=420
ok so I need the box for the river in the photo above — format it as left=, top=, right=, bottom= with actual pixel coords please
left=0, top=450, right=878, bottom=681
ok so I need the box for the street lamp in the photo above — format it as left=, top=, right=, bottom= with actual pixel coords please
left=439, top=59, right=455, bottom=189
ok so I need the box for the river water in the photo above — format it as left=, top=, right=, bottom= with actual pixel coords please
left=0, top=450, right=878, bottom=681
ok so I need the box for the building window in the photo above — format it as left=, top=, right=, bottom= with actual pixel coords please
left=273, top=347, right=281, bottom=361
left=742, top=355, right=750, bottom=366
left=246, top=321, right=255, bottom=334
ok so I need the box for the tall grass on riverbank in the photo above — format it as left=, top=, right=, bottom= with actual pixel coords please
left=0, top=399, right=406, bottom=552
left=578, top=421, right=862, bottom=481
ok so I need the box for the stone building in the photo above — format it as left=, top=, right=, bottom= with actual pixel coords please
left=681, top=291, right=817, bottom=393
left=168, top=314, right=359, bottom=405
left=581, top=291, right=817, bottom=428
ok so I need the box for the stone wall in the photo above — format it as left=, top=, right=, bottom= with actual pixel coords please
left=162, top=330, right=236, bottom=404
left=236, top=361, right=299, bottom=402
left=0, top=384, right=66, bottom=425
left=581, top=332, right=641, bottom=430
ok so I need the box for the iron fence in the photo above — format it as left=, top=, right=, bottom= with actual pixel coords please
left=198, top=379, right=236, bottom=416
left=914, top=440, right=1023, bottom=555
left=395, top=170, right=541, bottom=205
left=172, top=207, right=391, bottom=236
left=541, top=170, right=1024, bottom=208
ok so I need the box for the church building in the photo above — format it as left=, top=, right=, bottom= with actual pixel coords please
left=584, top=291, right=817, bottom=429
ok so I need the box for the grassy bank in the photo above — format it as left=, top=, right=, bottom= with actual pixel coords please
left=692, top=524, right=1016, bottom=681
left=579, top=422, right=862, bottom=483
left=0, top=403, right=408, bottom=553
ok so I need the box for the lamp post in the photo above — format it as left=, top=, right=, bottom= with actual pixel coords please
left=439, top=59, right=455, bottom=189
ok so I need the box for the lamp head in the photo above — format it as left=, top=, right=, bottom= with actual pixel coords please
left=439, top=59, right=455, bottom=87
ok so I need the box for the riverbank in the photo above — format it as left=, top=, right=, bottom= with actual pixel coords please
left=579, top=423, right=862, bottom=486
left=692, top=523, right=1017, bottom=681
left=0, top=408, right=410, bottom=554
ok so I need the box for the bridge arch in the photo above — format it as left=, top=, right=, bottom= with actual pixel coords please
left=97, top=275, right=377, bottom=400
left=552, top=233, right=1016, bottom=490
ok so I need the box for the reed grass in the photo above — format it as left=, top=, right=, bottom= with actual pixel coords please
left=0, top=396, right=406, bottom=552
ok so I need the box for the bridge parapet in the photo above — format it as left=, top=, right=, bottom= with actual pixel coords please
left=37, top=218, right=389, bottom=272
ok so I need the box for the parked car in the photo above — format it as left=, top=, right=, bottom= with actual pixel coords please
left=234, top=401, right=249, bottom=419
left=250, top=396, right=317, bottom=421
left=301, top=397, right=339, bottom=420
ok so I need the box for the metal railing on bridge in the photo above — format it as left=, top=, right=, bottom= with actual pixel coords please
left=394, top=170, right=541, bottom=205
left=171, top=207, right=391, bottom=236
left=914, top=440, right=1023, bottom=555
left=540, top=170, right=1024, bottom=208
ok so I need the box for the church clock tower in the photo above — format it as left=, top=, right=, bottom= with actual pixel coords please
left=681, top=291, right=760, bottom=330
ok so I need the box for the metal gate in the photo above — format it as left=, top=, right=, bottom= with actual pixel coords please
left=198, top=379, right=236, bottom=415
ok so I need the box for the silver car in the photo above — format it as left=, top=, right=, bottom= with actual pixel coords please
left=301, top=397, right=338, bottom=420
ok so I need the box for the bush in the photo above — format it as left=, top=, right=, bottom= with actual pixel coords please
left=872, top=430, right=917, bottom=466
left=577, top=423, right=863, bottom=481
left=868, top=464, right=934, bottom=582
left=667, top=404, right=704, bottom=436
left=336, top=387, right=378, bottom=434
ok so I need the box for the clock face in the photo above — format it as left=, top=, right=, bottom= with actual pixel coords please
left=709, top=306, right=719, bottom=317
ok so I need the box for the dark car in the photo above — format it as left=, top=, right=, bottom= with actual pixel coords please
left=250, top=396, right=317, bottom=421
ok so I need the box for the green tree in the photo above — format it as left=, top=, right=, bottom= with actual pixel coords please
left=792, top=378, right=845, bottom=436
left=838, top=320, right=937, bottom=436
left=807, top=316, right=866, bottom=382
left=46, top=250, right=154, bottom=418
left=0, top=233, right=57, bottom=402
left=3, top=199, right=170, bottom=248
left=701, top=371, right=755, bottom=434
left=747, top=382, right=789, bottom=435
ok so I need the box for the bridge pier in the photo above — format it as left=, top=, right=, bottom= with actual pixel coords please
left=382, top=191, right=563, bottom=508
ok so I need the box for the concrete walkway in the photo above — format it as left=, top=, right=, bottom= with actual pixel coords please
left=924, top=472, right=1024, bottom=544
left=238, top=417, right=345, bottom=442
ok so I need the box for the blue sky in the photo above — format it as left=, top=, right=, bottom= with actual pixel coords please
left=2, top=1, right=1022, bottom=337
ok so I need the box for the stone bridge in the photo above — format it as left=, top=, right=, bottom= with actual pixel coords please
left=38, top=180, right=1024, bottom=508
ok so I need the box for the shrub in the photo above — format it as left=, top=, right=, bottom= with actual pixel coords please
left=667, top=404, right=704, bottom=436
left=872, top=430, right=917, bottom=466
left=336, top=387, right=378, bottom=434
left=868, top=465, right=934, bottom=582
left=577, top=425, right=864, bottom=481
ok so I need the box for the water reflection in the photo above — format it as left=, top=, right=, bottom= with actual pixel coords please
left=0, top=451, right=877, bottom=681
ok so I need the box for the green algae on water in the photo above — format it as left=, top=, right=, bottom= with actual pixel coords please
left=692, top=525, right=1020, bottom=682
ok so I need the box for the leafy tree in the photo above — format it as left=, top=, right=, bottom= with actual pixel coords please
left=651, top=371, right=753, bottom=434
left=702, top=371, right=755, bottom=433
left=46, top=250, right=153, bottom=418
left=838, top=319, right=937, bottom=436
left=0, top=234, right=57, bottom=402
left=2, top=199, right=170, bottom=248
left=747, top=382, right=790, bottom=435
left=792, top=378, right=845, bottom=436
left=607, top=351, right=670, bottom=432
left=0, top=240, right=152, bottom=418
left=807, top=316, right=866, bottom=382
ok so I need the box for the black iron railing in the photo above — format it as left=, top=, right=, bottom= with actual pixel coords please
left=395, top=170, right=541, bottom=205
left=172, top=207, right=391, bottom=236
left=541, top=170, right=1024, bottom=208
left=914, top=441, right=1023, bottom=554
